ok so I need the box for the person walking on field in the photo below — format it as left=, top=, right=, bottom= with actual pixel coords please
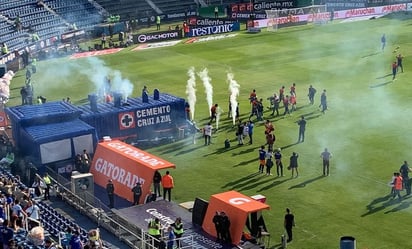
left=392, top=61, right=397, bottom=81
left=392, top=172, right=403, bottom=200
left=274, top=148, right=283, bottom=177
left=320, top=90, right=327, bottom=114
left=308, top=85, right=316, bottom=105
left=399, top=161, right=411, bottom=195
left=258, top=146, right=266, bottom=174
left=297, top=116, right=306, bottom=143
left=397, top=54, right=404, bottom=73
left=162, top=171, right=174, bottom=201
left=321, top=148, right=332, bottom=176
left=289, top=152, right=299, bottom=178
left=284, top=208, right=295, bottom=243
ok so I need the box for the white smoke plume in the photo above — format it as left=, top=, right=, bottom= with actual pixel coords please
left=110, top=70, right=134, bottom=102
left=198, top=68, right=213, bottom=116
left=227, top=72, right=240, bottom=125
left=82, top=57, right=134, bottom=101
left=185, top=67, right=197, bottom=120
left=216, top=105, right=223, bottom=130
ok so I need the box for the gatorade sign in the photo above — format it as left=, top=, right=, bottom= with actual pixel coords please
left=90, top=140, right=175, bottom=203
left=202, top=191, right=270, bottom=245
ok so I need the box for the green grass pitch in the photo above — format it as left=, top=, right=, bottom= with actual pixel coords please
left=7, top=13, right=412, bottom=249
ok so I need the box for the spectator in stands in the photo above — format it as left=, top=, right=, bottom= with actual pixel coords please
left=31, top=178, right=42, bottom=197
left=8, top=239, right=17, bottom=249
left=44, top=237, right=58, bottom=249
left=69, top=230, right=83, bottom=249
left=84, top=229, right=103, bottom=249
left=25, top=200, right=40, bottom=229
left=214, top=6, right=219, bottom=18
left=11, top=199, right=26, bottom=220
left=0, top=219, right=14, bottom=249
left=0, top=152, right=14, bottom=168
left=10, top=215, right=24, bottom=233
left=27, top=226, right=45, bottom=246
left=1, top=43, right=8, bottom=55
left=14, top=16, right=21, bottom=31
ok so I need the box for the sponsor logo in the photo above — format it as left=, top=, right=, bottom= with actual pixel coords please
left=133, top=40, right=181, bottom=51
left=135, top=31, right=180, bottom=43
left=188, top=23, right=240, bottom=37
left=185, top=34, right=237, bottom=44
left=106, top=142, right=166, bottom=167
left=193, top=18, right=237, bottom=26
left=229, top=197, right=252, bottom=205
left=94, top=157, right=146, bottom=188
left=345, top=7, right=375, bottom=18
left=119, top=112, right=135, bottom=130
left=382, top=4, right=406, bottom=13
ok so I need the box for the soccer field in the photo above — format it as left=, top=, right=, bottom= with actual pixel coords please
left=8, top=13, right=412, bottom=248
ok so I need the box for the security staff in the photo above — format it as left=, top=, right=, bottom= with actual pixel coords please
left=171, top=217, right=183, bottom=248
left=148, top=218, right=161, bottom=247
left=43, top=173, right=52, bottom=200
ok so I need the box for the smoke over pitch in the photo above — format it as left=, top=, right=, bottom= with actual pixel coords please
left=198, top=68, right=213, bottom=116
left=33, top=57, right=134, bottom=101
left=84, top=57, right=134, bottom=100
left=185, top=67, right=197, bottom=121
left=227, top=72, right=240, bottom=125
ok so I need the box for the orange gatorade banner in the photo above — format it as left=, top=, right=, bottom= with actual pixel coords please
left=202, top=190, right=270, bottom=245
left=90, top=140, right=175, bottom=203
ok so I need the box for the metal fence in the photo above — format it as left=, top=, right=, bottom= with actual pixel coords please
left=45, top=167, right=194, bottom=249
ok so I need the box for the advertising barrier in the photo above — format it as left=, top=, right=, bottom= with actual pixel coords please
left=133, top=30, right=182, bottom=44
left=231, top=1, right=297, bottom=13
left=252, top=3, right=407, bottom=28
left=187, top=23, right=240, bottom=37
left=90, top=140, right=175, bottom=203
left=188, top=17, right=238, bottom=27
left=202, top=191, right=270, bottom=245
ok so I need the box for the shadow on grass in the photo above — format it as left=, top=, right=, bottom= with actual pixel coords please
left=258, top=177, right=291, bottom=191
left=361, top=52, right=380, bottom=58
left=375, top=73, right=392, bottom=79
left=158, top=139, right=195, bottom=153
left=281, top=142, right=299, bottom=150
left=384, top=196, right=411, bottom=214
left=238, top=176, right=276, bottom=191
left=233, top=158, right=257, bottom=168
left=175, top=145, right=205, bottom=156
left=221, top=172, right=260, bottom=189
left=288, top=175, right=325, bottom=189
left=369, top=81, right=392, bottom=88
left=360, top=194, right=412, bottom=217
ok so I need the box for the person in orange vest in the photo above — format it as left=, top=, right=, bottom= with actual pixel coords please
left=182, top=21, right=189, bottom=37
left=162, top=171, right=174, bottom=201
left=392, top=172, right=403, bottom=200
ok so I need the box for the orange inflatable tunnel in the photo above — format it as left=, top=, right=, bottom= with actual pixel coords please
left=90, top=140, right=175, bottom=203
left=202, top=190, right=270, bottom=245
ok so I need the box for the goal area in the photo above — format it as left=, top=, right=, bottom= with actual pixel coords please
left=265, top=5, right=328, bottom=32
